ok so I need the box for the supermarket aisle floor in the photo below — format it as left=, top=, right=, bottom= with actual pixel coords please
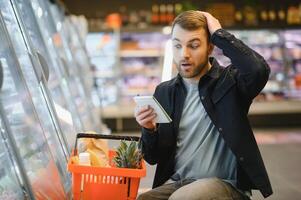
left=111, top=128, right=301, bottom=200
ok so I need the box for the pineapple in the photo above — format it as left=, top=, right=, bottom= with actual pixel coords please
left=113, top=140, right=143, bottom=169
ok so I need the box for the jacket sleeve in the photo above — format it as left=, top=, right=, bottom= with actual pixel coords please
left=140, top=86, right=162, bottom=165
left=141, top=127, right=158, bottom=165
left=211, top=29, right=270, bottom=100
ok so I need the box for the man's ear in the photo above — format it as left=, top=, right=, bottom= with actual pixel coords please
left=208, top=43, right=214, bottom=55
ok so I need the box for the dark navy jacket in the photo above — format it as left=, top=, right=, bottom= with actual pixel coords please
left=141, top=29, right=273, bottom=198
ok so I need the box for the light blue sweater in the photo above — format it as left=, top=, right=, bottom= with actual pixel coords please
left=171, top=79, right=237, bottom=187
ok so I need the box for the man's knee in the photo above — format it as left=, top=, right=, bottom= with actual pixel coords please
left=137, top=192, right=150, bottom=200
left=137, top=184, right=177, bottom=200
left=168, top=178, right=228, bottom=200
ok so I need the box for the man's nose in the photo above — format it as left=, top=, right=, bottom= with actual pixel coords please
left=181, top=47, right=190, bottom=58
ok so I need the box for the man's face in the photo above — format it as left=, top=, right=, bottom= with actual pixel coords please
left=172, top=24, right=213, bottom=81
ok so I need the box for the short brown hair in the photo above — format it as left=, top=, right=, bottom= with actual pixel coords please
left=171, top=10, right=210, bottom=41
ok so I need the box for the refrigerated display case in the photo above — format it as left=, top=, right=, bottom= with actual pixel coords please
left=49, top=3, right=92, bottom=91
left=0, top=9, right=68, bottom=198
left=29, top=0, right=89, bottom=132
left=10, top=0, right=78, bottom=150
left=49, top=3, right=102, bottom=132
left=1, top=0, right=71, bottom=196
left=38, top=0, right=96, bottom=132
left=282, top=29, right=301, bottom=99
left=0, top=117, right=28, bottom=200
left=63, top=16, right=93, bottom=96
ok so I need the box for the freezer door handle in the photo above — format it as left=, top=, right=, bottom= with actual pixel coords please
left=36, top=52, right=50, bottom=82
left=0, top=60, right=3, bottom=89
left=60, top=57, right=70, bottom=78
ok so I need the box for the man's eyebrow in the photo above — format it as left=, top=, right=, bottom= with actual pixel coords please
left=171, top=38, right=202, bottom=43
left=187, top=38, right=201, bottom=43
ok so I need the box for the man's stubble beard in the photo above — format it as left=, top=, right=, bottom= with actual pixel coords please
left=176, top=57, right=209, bottom=79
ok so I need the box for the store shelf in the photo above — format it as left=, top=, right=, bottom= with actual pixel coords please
left=102, top=100, right=301, bottom=132
left=101, top=103, right=135, bottom=118
left=94, top=71, right=118, bottom=78
left=123, top=70, right=161, bottom=77
left=120, top=50, right=163, bottom=57
left=122, top=90, right=154, bottom=96
left=102, top=100, right=301, bottom=119
left=249, top=100, right=301, bottom=115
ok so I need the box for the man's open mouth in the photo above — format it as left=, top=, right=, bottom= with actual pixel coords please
left=181, top=63, right=192, bottom=69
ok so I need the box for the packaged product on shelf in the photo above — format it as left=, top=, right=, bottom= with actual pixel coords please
left=151, top=4, right=159, bottom=25
left=166, top=4, right=175, bottom=24
left=159, top=4, right=167, bottom=25
left=287, top=6, right=301, bottom=25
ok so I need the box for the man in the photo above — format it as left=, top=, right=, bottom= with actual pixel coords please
left=135, top=11, right=272, bottom=200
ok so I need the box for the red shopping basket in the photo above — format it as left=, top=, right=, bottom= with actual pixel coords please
left=68, top=133, right=146, bottom=200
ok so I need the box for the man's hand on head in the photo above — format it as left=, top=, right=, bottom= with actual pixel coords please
left=199, top=11, right=222, bottom=35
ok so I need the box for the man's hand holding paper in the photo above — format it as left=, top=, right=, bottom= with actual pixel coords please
left=134, top=105, right=157, bottom=130
left=134, top=96, right=172, bottom=130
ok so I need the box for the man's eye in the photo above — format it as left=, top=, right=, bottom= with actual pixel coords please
left=190, top=44, right=200, bottom=49
left=174, top=44, right=181, bottom=49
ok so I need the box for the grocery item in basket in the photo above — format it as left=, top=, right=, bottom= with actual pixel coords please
left=68, top=134, right=146, bottom=200
left=113, top=140, right=143, bottom=169
left=86, top=148, right=109, bottom=167
left=78, top=132, right=109, bottom=167
left=79, top=152, right=91, bottom=166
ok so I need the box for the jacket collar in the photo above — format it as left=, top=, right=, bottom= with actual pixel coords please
left=207, top=57, right=222, bottom=79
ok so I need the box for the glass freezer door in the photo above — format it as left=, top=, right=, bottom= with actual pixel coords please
left=57, top=12, right=93, bottom=97
left=29, top=0, right=86, bottom=132
left=1, top=0, right=71, bottom=195
left=64, top=16, right=93, bottom=97
left=11, top=0, right=77, bottom=151
left=0, top=118, right=27, bottom=199
left=36, top=0, right=96, bottom=131
left=61, top=17, right=100, bottom=132
left=0, top=7, right=67, bottom=200
left=63, top=16, right=102, bottom=132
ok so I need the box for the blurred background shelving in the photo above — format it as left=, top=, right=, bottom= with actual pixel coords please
left=65, top=0, right=301, bottom=132
left=85, top=27, right=301, bottom=131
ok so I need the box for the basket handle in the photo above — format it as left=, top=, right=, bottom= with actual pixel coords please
left=73, top=133, right=141, bottom=155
